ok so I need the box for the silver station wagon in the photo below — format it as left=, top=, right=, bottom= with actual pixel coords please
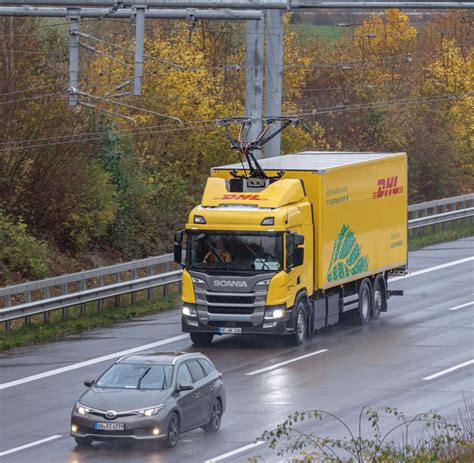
left=71, top=352, right=225, bottom=448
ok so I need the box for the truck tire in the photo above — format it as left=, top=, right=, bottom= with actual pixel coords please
left=372, top=275, right=386, bottom=320
left=190, top=332, right=214, bottom=347
left=356, top=279, right=372, bottom=325
left=290, top=302, right=307, bottom=345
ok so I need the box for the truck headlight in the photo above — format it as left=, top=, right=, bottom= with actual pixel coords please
left=182, top=305, right=197, bottom=317
left=264, top=305, right=286, bottom=320
left=75, top=404, right=90, bottom=415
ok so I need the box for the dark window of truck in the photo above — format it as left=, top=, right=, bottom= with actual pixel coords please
left=187, top=232, right=283, bottom=272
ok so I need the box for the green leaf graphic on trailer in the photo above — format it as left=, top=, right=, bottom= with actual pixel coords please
left=327, top=225, right=369, bottom=282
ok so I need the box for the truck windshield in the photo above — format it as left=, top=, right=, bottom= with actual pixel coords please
left=187, top=232, right=283, bottom=272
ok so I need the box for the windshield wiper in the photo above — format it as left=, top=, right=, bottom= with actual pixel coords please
left=239, top=241, right=270, bottom=270
left=137, top=367, right=151, bottom=389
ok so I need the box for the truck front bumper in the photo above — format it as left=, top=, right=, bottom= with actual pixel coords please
left=182, top=309, right=296, bottom=336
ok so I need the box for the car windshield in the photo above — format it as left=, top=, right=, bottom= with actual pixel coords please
left=95, top=364, right=173, bottom=390
left=187, top=232, right=283, bottom=272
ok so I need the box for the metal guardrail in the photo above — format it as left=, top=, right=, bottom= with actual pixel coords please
left=1, top=193, right=473, bottom=328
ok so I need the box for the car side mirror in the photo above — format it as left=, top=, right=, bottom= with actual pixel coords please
left=84, top=379, right=95, bottom=387
left=293, top=247, right=304, bottom=267
left=178, top=383, right=194, bottom=392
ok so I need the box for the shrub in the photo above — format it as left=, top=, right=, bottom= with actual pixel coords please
left=0, top=210, right=50, bottom=283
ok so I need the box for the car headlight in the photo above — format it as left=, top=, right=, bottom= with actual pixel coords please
left=137, top=405, right=164, bottom=416
left=182, top=305, right=197, bottom=317
left=75, top=403, right=90, bottom=415
left=264, top=305, right=286, bottom=320
left=256, top=279, right=271, bottom=286
left=192, top=277, right=205, bottom=285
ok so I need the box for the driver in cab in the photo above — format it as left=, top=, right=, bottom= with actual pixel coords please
left=204, top=238, right=232, bottom=263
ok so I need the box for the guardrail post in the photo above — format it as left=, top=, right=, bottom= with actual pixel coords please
left=62, top=283, right=69, bottom=320
left=43, top=287, right=50, bottom=323
left=147, top=266, right=154, bottom=301
left=5, top=295, right=12, bottom=331
left=163, top=263, right=170, bottom=298
left=115, top=273, right=121, bottom=307
left=98, top=276, right=104, bottom=311
left=80, top=279, right=86, bottom=317
left=131, top=269, right=137, bottom=304
left=24, top=290, right=32, bottom=326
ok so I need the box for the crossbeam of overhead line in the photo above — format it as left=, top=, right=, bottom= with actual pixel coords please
left=1, top=1, right=473, bottom=10
left=0, top=7, right=263, bottom=19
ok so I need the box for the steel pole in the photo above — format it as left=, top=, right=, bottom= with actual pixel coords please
left=1, top=1, right=473, bottom=9
left=133, top=6, right=145, bottom=95
left=0, top=7, right=263, bottom=19
left=68, top=8, right=79, bottom=106
left=264, top=9, right=283, bottom=158
left=245, top=17, right=264, bottom=157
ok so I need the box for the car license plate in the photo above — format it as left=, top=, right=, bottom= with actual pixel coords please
left=217, top=327, right=242, bottom=334
left=94, top=422, right=125, bottom=431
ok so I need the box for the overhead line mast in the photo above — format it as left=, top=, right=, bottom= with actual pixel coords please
left=1, top=0, right=472, bottom=152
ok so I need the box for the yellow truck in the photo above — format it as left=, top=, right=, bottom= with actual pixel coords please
left=175, top=148, right=407, bottom=346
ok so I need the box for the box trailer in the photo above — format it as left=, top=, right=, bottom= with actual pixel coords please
left=175, top=151, right=407, bottom=346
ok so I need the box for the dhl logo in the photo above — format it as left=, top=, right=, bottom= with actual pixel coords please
left=216, top=194, right=265, bottom=201
left=372, top=176, right=404, bottom=199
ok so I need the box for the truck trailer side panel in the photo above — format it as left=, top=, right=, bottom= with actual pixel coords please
left=318, top=155, right=407, bottom=290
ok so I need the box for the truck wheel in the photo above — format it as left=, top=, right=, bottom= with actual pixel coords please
left=190, top=332, right=214, bottom=347
left=356, top=280, right=372, bottom=325
left=291, top=303, right=307, bottom=345
left=372, top=275, right=386, bottom=320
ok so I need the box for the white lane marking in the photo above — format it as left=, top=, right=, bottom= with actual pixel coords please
left=0, top=334, right=188, bottom=391
left=0, top=435, right=62, bottom=457
left=422, top=359, right=474, bottom=381
left=204, top=441, right=265, bottom=463
left=246, top=349, right=328, bottom=376
left=390, top=256, right=474, bottom=282
left=448, top=301, right=474, bottom=311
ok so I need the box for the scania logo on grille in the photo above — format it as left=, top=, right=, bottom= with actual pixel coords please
left=213, top=280, right=248, bottom=288
left=105, top=410, right=117, bottom=420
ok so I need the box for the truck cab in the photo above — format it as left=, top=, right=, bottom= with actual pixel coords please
left=175, top=175, right=313, bottom=346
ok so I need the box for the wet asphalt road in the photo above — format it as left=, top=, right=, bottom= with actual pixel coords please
left=0, top=238, right=473, bottom=463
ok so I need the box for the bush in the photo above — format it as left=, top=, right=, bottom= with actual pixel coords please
left=0, top=210, right=50, bottom=283
left=254, top=403, right=473, bottom=462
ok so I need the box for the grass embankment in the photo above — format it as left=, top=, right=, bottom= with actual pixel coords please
left=408, top=222, right=474, bottom=251
left=0, top=294, right=179, bottom=351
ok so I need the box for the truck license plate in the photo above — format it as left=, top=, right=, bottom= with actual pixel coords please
left=94, top=422, right=125, bottom=431
left=217, top=327, right=242, bottom=334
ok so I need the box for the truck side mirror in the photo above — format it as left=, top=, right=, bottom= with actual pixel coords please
left=174, top=230, right=185, bottom=265
left=293, top=247, right=304, bottom=267
left=174, top=244, right=183, bottom=265
left=294, top=234, right=304, bottom=246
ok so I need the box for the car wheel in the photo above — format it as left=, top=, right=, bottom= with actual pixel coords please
left=190, top=332, right=214, bottom=347
left=356, top=279, right=372, bottom=325
left=372, top=276, right=385, bottom=320
left=166, top=412, right=180, bottom=448
left=290, top=303, right=307, bottom=346
left=74, top=437, right=93, bottom=447
left=203, top=399, right=222, bottom=433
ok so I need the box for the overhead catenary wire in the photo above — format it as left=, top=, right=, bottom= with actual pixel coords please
left=0, top=93, right=470, bottom=152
